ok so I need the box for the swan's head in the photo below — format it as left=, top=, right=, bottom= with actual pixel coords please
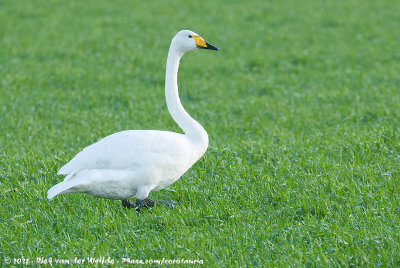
left=172, top=30, right=219, bottom=53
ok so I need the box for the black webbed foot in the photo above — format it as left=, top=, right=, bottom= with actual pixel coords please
left=136, top=198, right=155, bottom=212
left=121, top=198, right=176, bottom=212
left=121, top=198, right=155, bottom=212
left=121, top=199, right=135, bottom=208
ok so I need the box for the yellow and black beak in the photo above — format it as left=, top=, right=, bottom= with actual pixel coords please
left=193, top=36, right=219, bottom=51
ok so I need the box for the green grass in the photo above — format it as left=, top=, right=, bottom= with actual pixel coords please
left=1, top=0, right=400, bottom=266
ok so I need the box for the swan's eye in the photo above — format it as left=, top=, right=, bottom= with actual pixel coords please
left=188, top=35, right=192, bottom=38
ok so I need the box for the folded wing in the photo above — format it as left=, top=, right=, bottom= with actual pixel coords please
left=58, top=130, right=190, bottom=177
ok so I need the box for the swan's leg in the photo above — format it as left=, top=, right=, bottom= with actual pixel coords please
left=134, top=199, right=175, bottom=211
left=121, top=199, right=176, bottom=210
left=134, top=198, right=155, bottom=212
left=121, top=187, right=175, bottom=211
left=134, top=199, right=143, bottom=212
left=120, top=186, right=154, bottom=211
left=121, top=199, right=135, bottom=208
left=121, top=199, right=152, bottom=211
left=131, top=185, right=153, bottom=212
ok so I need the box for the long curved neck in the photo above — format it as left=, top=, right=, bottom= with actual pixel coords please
left=165, top=45, right=208, bottom=146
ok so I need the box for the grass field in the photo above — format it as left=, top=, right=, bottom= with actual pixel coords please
left=1, top=0, right=400, bottom=266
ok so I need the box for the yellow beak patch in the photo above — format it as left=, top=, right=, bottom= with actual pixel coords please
left=193, top=36, right=207, bottom=48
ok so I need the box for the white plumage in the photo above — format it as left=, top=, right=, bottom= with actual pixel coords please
left=47, top=30, right=219, bottom=203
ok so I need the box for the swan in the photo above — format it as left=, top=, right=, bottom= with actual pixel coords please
left=47, top=30, right=219, bottom=211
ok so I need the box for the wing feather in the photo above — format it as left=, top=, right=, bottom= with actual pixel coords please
left=58, top=130, right=189, bottom=175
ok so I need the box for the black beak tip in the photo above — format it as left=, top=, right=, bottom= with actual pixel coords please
left=204, top=42, right=219, bottom=51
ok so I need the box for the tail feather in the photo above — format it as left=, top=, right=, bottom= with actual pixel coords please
left=47, top=181, right=73, bottom=200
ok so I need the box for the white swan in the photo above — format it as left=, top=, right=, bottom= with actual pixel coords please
left=47, top=30, right=219, bottom=210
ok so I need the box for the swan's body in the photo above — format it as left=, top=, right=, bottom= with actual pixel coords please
left=47, top=30, right=219, bottom=204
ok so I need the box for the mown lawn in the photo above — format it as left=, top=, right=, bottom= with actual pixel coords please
left=1, top=0, right=399, bottom=266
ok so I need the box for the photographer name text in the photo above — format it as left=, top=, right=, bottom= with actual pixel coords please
left=4, top=256, right=203, bottom=265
